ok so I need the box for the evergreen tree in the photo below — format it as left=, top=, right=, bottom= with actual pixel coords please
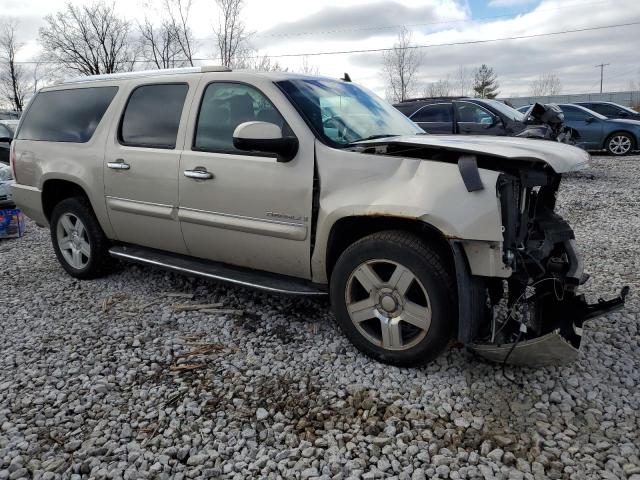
left=472, top=64, right=500, bottom=98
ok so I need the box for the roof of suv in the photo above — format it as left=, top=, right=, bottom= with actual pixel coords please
left=53, top=66, right=340, bottom=88
left=394, top=97, right=489, bottom=116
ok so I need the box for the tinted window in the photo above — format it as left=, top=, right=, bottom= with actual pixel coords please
left=120, top=84, right=188, bottom=148
left=588, top=104, right=622, bottom=117
left=412, top=104, right=452, bottom=123
left=194, top=83, right=285, bottom=153
left=456, top=102, right=494, bottom=123
left=17, top=87, right=117, bottom=142
left=561, top=106, right=591, bottom=121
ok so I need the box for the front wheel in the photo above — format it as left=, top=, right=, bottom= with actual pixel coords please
left=606, top=132, right=635, bottom=156
left=50, top=197, right=114, bottom=279
left=330, top=231, right=455, bottom=367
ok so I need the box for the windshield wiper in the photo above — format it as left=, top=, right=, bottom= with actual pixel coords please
left=348, top=134, right=400, bottom=145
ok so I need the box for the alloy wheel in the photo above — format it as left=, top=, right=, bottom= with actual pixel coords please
left=345, top=259, right=432, bottom=351
left=56, top=213, right=91, bottom=269
left=609, top=135, right=632, bottom=155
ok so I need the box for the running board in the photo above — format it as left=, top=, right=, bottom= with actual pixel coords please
left=109, top=245, right=328, bottom=296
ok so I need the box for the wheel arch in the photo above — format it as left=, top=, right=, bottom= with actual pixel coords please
left=41, top=178, right=91, bottom=222
left=324, top=215, right=455, bottom=283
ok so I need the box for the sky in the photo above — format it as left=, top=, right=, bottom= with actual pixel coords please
left=3, top=0, right=640, bottom=98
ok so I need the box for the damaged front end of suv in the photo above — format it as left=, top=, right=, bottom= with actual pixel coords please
left=468, top=156, right=628, bottom=366
left=354, top=135, right=628, bottom=366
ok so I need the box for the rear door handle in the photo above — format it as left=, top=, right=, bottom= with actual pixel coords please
left=184, top=168, right=214, bottom=180
left=107, top=159, right=130, bottom=170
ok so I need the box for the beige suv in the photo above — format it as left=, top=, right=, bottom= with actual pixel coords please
left=10, top=67, right=627, bottom=366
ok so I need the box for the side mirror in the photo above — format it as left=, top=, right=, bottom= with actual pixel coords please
left=233, top=121, right=298, bottom=162
left=480, top=116, right=497, bottom=128
left=585, top=116, right=595, bottom=124
left=0, top=137, right=11, bottom=143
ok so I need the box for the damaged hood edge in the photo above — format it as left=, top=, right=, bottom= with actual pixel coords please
left=356, top=135, right=590, bottom=174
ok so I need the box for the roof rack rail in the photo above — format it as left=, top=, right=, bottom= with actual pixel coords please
left=201, top=65, right=232, bottom=73
left=62, top=65, right=232, bottom=84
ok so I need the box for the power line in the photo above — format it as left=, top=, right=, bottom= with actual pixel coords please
left=252, top=0, right=611, bottom=38
left=249, top=21, right=640, bottom=59
left=13, top=20, right=640, bottom=64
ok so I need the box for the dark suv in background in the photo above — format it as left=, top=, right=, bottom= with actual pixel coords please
left=574, top=101, right=640, bottom=120
left=394, top=97, right=528, bottom=136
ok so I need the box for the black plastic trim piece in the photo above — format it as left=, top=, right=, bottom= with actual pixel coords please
left=457, top=155, right=484, bottom=192
left=450, top=240, right=486, bottom=343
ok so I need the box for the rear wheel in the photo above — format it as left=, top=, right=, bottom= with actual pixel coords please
left=606, top=132, right=634, bottom=156
left=50, top=197, right=113, bottom=279
left=330, top=231, right=455, bottom=367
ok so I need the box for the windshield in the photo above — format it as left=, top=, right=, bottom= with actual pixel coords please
left=276, top=78, right=422, bottom=147
left=485, top=100, right=525, bottom=122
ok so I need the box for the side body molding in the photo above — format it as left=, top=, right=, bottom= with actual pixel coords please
left=106, top=196, right=176, bottom=220
left=178, top=208, right=308, bottom=241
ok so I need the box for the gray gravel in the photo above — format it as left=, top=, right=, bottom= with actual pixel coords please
left=1, top=155, right=639, bottom=480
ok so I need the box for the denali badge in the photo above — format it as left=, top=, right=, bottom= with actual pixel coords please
left=266, top=212, right=308, bottom=222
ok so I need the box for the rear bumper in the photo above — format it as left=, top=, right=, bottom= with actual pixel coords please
left=11, top=184, right=47, bottom=226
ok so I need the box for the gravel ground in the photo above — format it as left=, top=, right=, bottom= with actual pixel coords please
left=1, top=155, right=639, bottom=480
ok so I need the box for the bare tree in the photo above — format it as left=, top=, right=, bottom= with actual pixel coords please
left=382, top=27, right=423, bottom=103
left=31, top=56, right=61, bottom=94
left=0, top=19, right=29, bottom=112
left=138, top=0, right=196, bottom=69
left=424, top=77, right=451, bottom=98
left=455, top=65, right=471, bottom=97
left=213, top=0, right=250, bottom=67
left=139, top=18, right=186, bottom=69
left=233, top=50, right=286, bottom=72
left=472, top=64, right=499, bottom=99
left=530, top=73, right=562, bottom=96
left=164, top=0, right=196, bottom=66
left=298, top=55, right=319, bottom=75
left=39, top=2, right=138, bottom=76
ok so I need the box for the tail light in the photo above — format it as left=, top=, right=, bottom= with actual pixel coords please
left=9, top=140, right=17, bottom=182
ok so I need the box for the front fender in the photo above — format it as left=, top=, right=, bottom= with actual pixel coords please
left=312, top=142, right=505, bottom=283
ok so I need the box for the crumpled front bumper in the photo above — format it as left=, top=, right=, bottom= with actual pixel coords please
left=469, top=286, right=629, bottom=366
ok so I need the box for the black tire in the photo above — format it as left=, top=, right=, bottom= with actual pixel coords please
left=50, top=196, right=114, bottom=279
left=330, top=230, right=455, bottom=367
left=605, top=132, right=635, bottom=156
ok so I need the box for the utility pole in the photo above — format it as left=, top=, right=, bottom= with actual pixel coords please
left=595, top=63, right=610, bottom=93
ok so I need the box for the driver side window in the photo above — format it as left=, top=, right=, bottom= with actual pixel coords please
left=561, top=106, right=589, bottom=122
left=456, top=103, right=494, bottom=124
left=193, top=82, right=285, bottom=154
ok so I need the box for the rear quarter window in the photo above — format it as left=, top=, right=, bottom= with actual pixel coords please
left=17, top=86, right=118, bottom=143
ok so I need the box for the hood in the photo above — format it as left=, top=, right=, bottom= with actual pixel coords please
left=356, top=135, right=590, bottom=173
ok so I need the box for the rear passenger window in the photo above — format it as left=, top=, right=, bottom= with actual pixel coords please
left=412, top=104, right=452, bottom=123
left=193, top=83, right=285, bottom=154
left=588, top=104, right=619, bottom=117
left=120, top=84, right=188, bottom=149
left=17, top=87, right=117, bottom=143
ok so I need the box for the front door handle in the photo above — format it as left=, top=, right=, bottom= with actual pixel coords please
left=184, top=168, right=214, bottom=180
left=107, top=159, right=130, bottom=170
